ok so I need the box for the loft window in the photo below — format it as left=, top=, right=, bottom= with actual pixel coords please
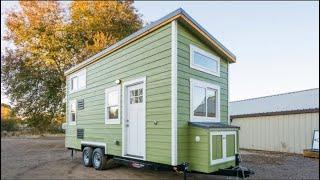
left=190, top=44, right=220, bottom=76
left=69, top=69, right=86, bottom=93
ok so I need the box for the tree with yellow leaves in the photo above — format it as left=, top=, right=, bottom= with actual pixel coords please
left=1, top=1, right=142, bottom=132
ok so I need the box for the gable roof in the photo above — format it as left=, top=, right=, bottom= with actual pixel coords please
left=65, top=8, right=236, bottom=76
left=230, top=88, right=319, bottom=117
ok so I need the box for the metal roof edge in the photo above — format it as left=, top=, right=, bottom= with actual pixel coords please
left=64, top=8, right=236, bottom=76
left=231, top=88, right=319, bottom=104
left=230, top=108, right=319, bottom=119
left=179, top=9, right=236, bottom=60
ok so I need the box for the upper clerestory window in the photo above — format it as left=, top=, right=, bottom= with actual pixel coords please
left=190, top=44, right=220, bottom=77
left=69, top=69, right=86, bottom=93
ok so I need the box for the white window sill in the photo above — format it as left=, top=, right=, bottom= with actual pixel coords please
left=105, top=119, right=120, bottom=125
left=68, top=122, right=76, bottom=125
left=190, top=119, right=221, bottom=123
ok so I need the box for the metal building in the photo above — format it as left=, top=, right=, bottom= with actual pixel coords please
left=230, top=88, right=319, bottom=154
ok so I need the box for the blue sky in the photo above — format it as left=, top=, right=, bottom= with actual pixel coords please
left=1, top=1, right=319, bottom=104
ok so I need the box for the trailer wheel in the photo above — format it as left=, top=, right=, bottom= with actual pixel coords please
left=82, top=147, right=93, bottom=167
left=92, top=148, right=107, bottom=170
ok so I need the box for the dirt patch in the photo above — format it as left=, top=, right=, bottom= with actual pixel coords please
left=1, top=136, right=182, bottom=180
left=1, top=136, right=319, bottom=179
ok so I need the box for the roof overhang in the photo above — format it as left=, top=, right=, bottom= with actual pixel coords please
left=65, top=8, right=236, bottom=76
left=230, top=108, right=319, bottom=119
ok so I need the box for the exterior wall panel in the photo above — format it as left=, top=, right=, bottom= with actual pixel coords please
left=232, top=112, right=319, bottom=154
left=176, top=23, right=230, bottom=165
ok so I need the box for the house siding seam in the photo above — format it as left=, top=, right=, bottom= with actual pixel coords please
left=65, top=23, right=172, bottom=165
left=176, top=23, right=230, bottom=167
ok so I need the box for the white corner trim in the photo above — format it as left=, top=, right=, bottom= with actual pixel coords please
left=105, top=85, right=121, bottom=125
left=189, top=78, right=221, bottom=123
left=228, top=65, right=231, bottom=125
left=121, top=76, right=147, bottom=161
left=171, top=20, right=178, bottom=166
left=189, top=44, right=220, bottom=77
left=81, top=141, right=107, bottom=154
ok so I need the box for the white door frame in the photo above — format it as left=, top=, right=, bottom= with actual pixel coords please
left=121, top=76, right=146, bottom=160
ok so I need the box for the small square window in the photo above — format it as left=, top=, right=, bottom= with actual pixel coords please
left=105, top=86, right=120, bottom=124
left=69, top=100, right=77, bottom=124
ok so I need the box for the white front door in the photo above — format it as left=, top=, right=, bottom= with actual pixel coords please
left=125, top=83, right=145, bottom=158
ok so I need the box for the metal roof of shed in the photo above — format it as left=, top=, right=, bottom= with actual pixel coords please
left=230, top=88, right=319, bottom=116
left=65, top=8, right=236, bottom=75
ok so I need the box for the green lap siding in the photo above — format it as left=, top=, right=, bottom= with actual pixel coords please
left=176, top=23, right=230, bottom=166
left=227, top=134, right=236, bottom=157
left=188, top=126, right=210, bottom=172
left=188, top=127, right=236, bottom=173
left=65, top=23, right=172, bottom=165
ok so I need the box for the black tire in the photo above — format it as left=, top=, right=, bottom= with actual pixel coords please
left=82, top=147, right=93, bottom=167
left=92, top=148, right=107, bottom=170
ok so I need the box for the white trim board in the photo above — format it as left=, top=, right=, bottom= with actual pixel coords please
left=171, top=20, right=178, bottom=166
left=228, top=64, right=230, bottom=125
left=121, top=76, right=147, bottom=161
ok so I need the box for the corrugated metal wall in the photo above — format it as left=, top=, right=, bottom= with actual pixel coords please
left=231, top=112, right=319, bottom=154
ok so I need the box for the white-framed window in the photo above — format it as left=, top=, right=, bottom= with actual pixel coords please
left=69, top=69, right=86, bottom=93
left=210, top=131, right=237, bottom=165
left=69, top=100, right=77, bottom=125
left=190, top=78, right=220, bottom=122
left=105, top=85, right=121, bottom=124
left=190, top=44, right=220, bottom=76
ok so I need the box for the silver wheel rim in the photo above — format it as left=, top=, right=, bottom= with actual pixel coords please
left=84, top=150, right=90, bottom=164
left=93, top=152, right=101, bottom=167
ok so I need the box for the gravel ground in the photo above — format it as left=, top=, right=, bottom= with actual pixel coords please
left=240, top=149, right=319, bottom=179
left=1, top=136, right=319, bottom=179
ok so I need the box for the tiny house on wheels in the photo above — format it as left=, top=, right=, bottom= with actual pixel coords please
left=64, top=8, right=243, bottom=175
